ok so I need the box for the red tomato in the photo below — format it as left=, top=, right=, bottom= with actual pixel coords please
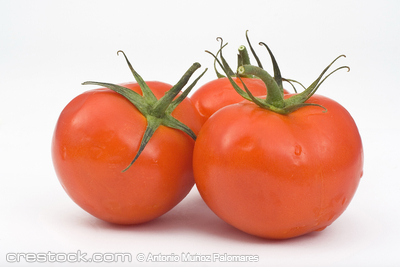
left=191, top=77, right=268, bottom=124
left=193, top=94, right=363, bottom=239
left=52, top=81, right=203, bottom=224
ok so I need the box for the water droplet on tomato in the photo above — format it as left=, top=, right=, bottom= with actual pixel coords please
left=294, top=145, right=302, bottom=156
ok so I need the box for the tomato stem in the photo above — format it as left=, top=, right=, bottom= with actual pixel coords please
left=238, top=54, right=350, bottom=114
left=259, top=42, right=283, bottom=90
left=152, top=63, right=202, bottom=116
left=83, top=51, right=206, bottom=172
left=245, top=30, right=263, bottom=68
left=238, top=65, right=285, bottom=108
left=122, top=116, right=162, bottom=172
left=212, top=38, right=228, bottom=78
left=284, top=55, right=349, bottom=106
left=217, top=37, right=235, bottom=77
left=117, top=50, right=158, bottom=105
left=238, top=45, right=251, bottom=65
left=206, top=50, right=253, bottom=101
left=237, top=45, right=254, bottom=78
left=207, top=32, right=350, bottom=115
left=212, top=33, right=259, bottom=79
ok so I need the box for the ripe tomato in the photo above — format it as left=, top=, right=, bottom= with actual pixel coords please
left=193, top=94, right=363, bottom=239
left=193, top=50, right=363, bottom=239
left=191, top=77, right=268, bottom=123
left=52, top=81, right=203, bottom=224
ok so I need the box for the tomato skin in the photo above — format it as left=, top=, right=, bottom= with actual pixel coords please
left=193, top=94, right=363, bottom=239
left=191, top=77, right=269, bottom=124
left=52, top=81, right=203, bottom=224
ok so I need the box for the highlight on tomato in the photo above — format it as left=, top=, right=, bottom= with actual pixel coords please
left=52, top=51, right=206, bottom=224
left=193, top=42, right=364, bottom=239
left=191, top=31, right=290, bottom=124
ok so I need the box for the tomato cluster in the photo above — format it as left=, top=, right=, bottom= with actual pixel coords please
left=52, top=33, right=363, bottom=239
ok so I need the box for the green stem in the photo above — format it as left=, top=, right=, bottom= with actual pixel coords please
left=213, top=38, right=228, bottom=78
left=152, top=63, right=201, bottom=116
left=162, top=115, right=196, bottom=140
left=206, top=50, right=252, bottom=101
left=238, top=45, right=251, bottom=65
left=237, top=54, right=349, bottom=114
left=259, top=42, right=283, bottom=90
left=117, top=50, right=158, bottom=105
left=81, top=81, right=150, bottom=114
left=168, top=67, right=208, bottom=113
left=122, top=116, right=162, bottom=172
left=284, top=55, right=348, bottom=106
left=217, top=37, right=235, bottom=77
left=83, top=51, right=205, bottom=172
left=238, top=65, right=285, bottom=108
left=245, top=30, right=263, bottom=68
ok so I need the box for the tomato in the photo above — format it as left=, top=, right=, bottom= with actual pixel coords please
left=193, top=55, right=363, bottom=239
left=52, top=53, right=205, bottom=225
left=193, top=95, right=363, bottom=239
left=191, top=77, right=268, bottom=123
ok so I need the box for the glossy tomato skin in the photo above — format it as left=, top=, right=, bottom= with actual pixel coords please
left=52, top=81, right=203, bottom=225
left=193, top=94, right=363, bottom=239
left=191, top=77, right=269, bottom=124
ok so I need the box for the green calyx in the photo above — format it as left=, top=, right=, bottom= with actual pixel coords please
left=210, top=31, right=290, bottom=91
left=83, top=50, right=207, bottom=172
left=208, top=32, right=350, bottom=115
left=212, top=31, right=261, bottom=79
left=236, top=55, right=349, bottom=114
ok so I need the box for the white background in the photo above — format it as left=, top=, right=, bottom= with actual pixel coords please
left=1, top=0, right=399, bottom=266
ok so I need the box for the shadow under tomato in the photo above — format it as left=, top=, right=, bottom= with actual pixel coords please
left=78, top=190, right=325, bottom=244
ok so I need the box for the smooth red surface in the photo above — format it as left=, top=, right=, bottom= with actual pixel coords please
left=193, top=94, right=363, bottom=239
left=52, top=81, right=203, bottom=224
left=191, top=77, right=269, bottom=124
